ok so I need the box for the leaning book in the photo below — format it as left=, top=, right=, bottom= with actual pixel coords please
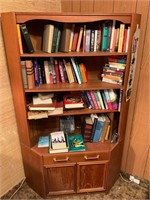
left=38, top=136, right=50, bottom=148
left=68, top=134, right=86, bottom=152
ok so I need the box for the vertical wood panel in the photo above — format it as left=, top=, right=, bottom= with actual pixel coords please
left=121, top=0, right=150, bottom=179
left=143, top=148, right=150, bottom=180
left=72, top=0, right=81, bottom=12
left=114, top=0, right=136, bottom=13
left=80, top=0, right=94, bottom=13
left=61, top=0, right=72, bottom=12
left=93, top=0, right=113, bottom=13
left=124, top=3, right=150, bottom=179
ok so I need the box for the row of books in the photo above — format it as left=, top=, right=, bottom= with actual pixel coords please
left=38, top=131, right=86, bottom=154
left=43, top=21, right=130, bottom=53
left=80, top=89, right=119, bottom=110
left=82, top=114, right=111, bottom=143
left=101, top=56, right=126, bottom=85
left=17, top=21, right=130, bottom=54
left=21, top=57, right=88, bottom=89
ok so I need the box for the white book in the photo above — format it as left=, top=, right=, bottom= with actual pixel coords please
left=33, top=96, right=52, bottom=105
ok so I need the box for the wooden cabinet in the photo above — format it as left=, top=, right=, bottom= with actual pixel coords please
left=1, top=12, right=141, bottom=198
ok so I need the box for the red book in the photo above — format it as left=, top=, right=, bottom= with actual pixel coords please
left=122, top=29, right=128, bottom=52
left=63, top=93, right=84, bottom=109
left=71, top=26, right=80, bottom=52
left=54, top=59, right=60, bottom=83
left=58, top=61, right=65, bottom=83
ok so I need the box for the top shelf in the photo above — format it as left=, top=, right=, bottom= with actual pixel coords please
left=15, top=12, right=133, bottom=24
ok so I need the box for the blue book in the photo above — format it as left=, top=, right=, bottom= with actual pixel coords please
left=38, top=136, right=50, bottom=148
left=102, top=25, right=108, bottom=51
left=33, top=59, right=40, bottom=86
left=68, top=134, right=85, bottom=152
left=92, top=117, right=105, bottom=142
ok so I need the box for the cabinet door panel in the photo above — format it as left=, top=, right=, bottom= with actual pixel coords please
left=44, top=163, right=76, bottom=195
left=77, top=160, right=108, bottom=193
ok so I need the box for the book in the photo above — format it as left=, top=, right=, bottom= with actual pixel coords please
left=59, top=23, right=72, bottom=52
left=118, top=24, right=125, bottom=53
left=48, top=100, right=63, bottom=116
left=82, top=116, right=93, bottom=142
left=69, top=24, right=75, bottom=52
left=79, top=63, right=88, bottom=83
left=68, top=134, right=85, bottom=152
left=44, top=60, right=50, bottom=84
left=25, top=60, right=35, bottom=89
left=28, top=98, right=56, bottom=111
left=32, top=95, right=52, bottom=105
left=38, top=136, right=50, bottom=147
left=27, top=110, right=48, bottom=120
left=92, top=115, right=105, bottom=142
left=42, top=24, right=54, bottom=53
left=16, top=24, right=23, bottom=54
left=71, top=26, right=80, bottom=51
left=85, top=29, right=91, bottom=52
left=20, top=24, right=34, bottom=53
left=38, top=92, right=54, bottom=100
left=70, top=58, right=82, bottom=84
left=51, top=22, right=62, bottom=53
left=63, top=93, right=84, bottom=109
left=50, top=131, right=67, bottom=150
left=21, top=61, right=28, bottom=88
left=33, top=59, right=40, bottom=86
left=60, top=116, right=75, bottom=134
left=76, top=27, right=83, bottom=52
left=101, top=24, right=108, bottom=51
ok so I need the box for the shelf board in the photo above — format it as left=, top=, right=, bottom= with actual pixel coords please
left=25, top=80, right=123, bottom=92
left=31, top=141, right=118, bottom=156
left=20, top=51, right=128, bottom=58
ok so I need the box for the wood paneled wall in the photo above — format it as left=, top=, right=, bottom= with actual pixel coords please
left=0, top=0, right=149, bottom=197
left=0, top=0, right=61, bottom=197
left=61, top=0, right=150, bottom=181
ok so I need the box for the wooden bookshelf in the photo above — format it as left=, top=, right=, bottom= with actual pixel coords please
left=1, top=12, right=141, bottom=198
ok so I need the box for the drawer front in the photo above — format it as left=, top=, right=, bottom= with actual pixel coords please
left=43, top=151, right=109, bottom=165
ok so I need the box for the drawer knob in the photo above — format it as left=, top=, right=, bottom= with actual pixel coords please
left=53, top=157, right=69, bottom=162
left=84, top=155, right=99, bottom=160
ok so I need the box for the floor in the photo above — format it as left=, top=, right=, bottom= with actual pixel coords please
left=1, top=174, right=149, bottom=199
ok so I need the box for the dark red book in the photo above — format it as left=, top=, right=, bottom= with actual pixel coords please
left=63, top=93, right=84, bottom=109
left=71, top=26, right=80, bottom=52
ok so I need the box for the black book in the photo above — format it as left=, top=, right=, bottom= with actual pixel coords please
left=20, top=24, right=34, bottom=53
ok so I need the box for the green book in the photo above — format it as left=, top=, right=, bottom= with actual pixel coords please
left=68, top=134, right=85, bottom=152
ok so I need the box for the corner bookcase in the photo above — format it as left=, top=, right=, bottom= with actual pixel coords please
left=1, top=12, right=141, bottom=198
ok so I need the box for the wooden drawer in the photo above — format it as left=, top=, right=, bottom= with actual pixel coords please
left=43, top=151, right=109, bottom=165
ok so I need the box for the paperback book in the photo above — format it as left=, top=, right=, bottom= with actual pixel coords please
left=68, top=134, right=86, bottom=152
left=63, top=93, right=84, bottom=109
left=38, top=136, right=50, bottom=148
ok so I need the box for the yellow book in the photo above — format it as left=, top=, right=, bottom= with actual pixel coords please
left=105, top=125, right=110, bottom=140
left=69, top=24, right=75, bottom=52
left=76, top=27, right=83, bottom=52
left=16, top=24, right=23, bottom=54
left=118, top=24, right=125, bottom=53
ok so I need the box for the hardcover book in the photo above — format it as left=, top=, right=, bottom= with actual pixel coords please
left=38, top=136, right=50, bottom=147
left=63, top=93, right=84, bottom=109
left=20, top=24, right=34, bottom=53
left=42, top=24, right=54, bottom=53
left=68, top=134, right=85, bottom=152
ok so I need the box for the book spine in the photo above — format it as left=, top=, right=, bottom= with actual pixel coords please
left=16, top=24, right=23, bottom=54
left=33, top=59, right=40, bottom=86
left=76, top=27, right=83, bottom=52
left=102, top=25, right=108, bottom=51
left=118, top=89, right=123, bottom=111
left=118, top=24, right=125, bottom=53
left=21, top=61, right=28, bottom=88
left=54, top=59, right=60, bottom=83
left=90, top=29, right=95, bottom=52
left=70, top=58, right=82, bottom=84
left=89, top=90, right=99, bottom=109
left=25, top=60, right=35, bottom=89
left=93, top=120, right=104, bottom=142
left=69, top=24, right=75, bottom=52
left=58, top=61, right=65, bottom=83
left=85, top=29, right=91, bottom=52
left=44, top=60, right=50, bottom=84
left=20, top=24, right=34, bottom=53
left=104, top=90, right=113, bottom=110
left=97, top=90, right=105, bottom=110
left=85, top=91, right=95, bottom=109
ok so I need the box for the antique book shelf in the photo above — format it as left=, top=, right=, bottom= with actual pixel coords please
left=1, top=12, right=141, bottom=198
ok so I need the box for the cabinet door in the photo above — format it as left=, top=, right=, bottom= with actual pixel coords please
left=77, top=160, right=108, bottom=193
left=44, top=162, right=76, bottom=196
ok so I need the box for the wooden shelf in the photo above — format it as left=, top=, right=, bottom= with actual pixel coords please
left=25, top=80, right=123, bottom=93
left=20, top=51, right=128, bottom=58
